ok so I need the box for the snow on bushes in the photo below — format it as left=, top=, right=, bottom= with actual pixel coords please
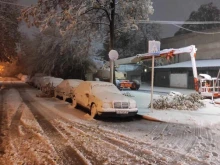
left=149, top=92, right=205, bottom=110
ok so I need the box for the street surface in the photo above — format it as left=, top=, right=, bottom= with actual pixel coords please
left=0, top=78, right=220, bottom=165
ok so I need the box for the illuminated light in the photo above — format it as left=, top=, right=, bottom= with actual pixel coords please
left=0, top=65, right=4, bottom=73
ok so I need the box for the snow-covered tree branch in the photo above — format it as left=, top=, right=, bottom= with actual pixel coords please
left=20, top=0, right=154, bottom=55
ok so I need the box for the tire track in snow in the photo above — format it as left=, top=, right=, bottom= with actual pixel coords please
left=9, top=103, right=23, bottom=139
left=0, top=89, right=5, bottom=155
left=187, top=126, right=220, bottom=164
left=7, top=102, right=43, bottom=163
left=53, top=120, right=151, bottom=165
left=17, top=84, right=208, bottom=165
left=210, top=127, right=220, bottom=164
left=18, top=90, right=89, bottom=165
left=16, top=85, right=203, bottom=164
left=53, top=119, right=209, bottom=165
left=19, top=90, right=145, bottom=164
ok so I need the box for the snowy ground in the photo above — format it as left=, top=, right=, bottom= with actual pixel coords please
left=121, top=90, right=220, bottom=127
left=0, top=78, right=220, bottom=165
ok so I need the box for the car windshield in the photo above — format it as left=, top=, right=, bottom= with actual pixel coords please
left=92, top=84, right=121, bottom=94
left=68, top=80, right=82, bottom=87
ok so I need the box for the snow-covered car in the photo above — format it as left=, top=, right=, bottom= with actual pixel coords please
left=30, top=73, right=46, bottom=87
left=72, top=81, right=138, bottom=118
left=48, top=77, right=64, bottom=88
left=54, top=79, right=83, bottom=101
left=38, top=76, right=53, bottom=89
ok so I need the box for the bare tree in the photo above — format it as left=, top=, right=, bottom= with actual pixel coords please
left=0, top=0, right=20, bottom=62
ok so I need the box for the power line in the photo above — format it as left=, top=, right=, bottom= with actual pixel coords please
left=136, top=20, right=220, bottom=35
left=173, top=24, right=220, bottom=35
left=0, top=0, right=29, bottom=8
left=136, top=20, right=220, bottom=25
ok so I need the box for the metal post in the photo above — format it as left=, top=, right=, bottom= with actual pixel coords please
left=110, top=60, right=114, bottom=83
left=150, top=55, right=155, bottom=111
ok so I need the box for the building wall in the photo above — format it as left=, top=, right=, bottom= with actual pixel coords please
left=153, top=29, right=220, bottom=88
left=170, top=73, right=187, bottom=88
left=155, top=67, right=219, bottom=89
left=161, top=28, right=220, bottom=63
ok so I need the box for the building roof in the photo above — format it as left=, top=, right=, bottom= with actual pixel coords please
left=155, top=59, right=220, bottom=69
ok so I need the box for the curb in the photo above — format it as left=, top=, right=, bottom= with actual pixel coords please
left=137, top=114, right=162, bottom=122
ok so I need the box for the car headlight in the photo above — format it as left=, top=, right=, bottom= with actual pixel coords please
left=129, top=102, right=137, bottom=108
left=102, top=102, right=112, bottom=108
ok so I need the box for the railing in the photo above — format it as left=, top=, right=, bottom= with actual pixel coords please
left=200, top=80, right=220, bottom=94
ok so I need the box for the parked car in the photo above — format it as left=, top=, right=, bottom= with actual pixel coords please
left=54, top=79, right=83, bottom=101
left=29, top=73, right=46, bottom=87
left=72, top=81, right=138, bottom=118
left=49, top=77, right=63, bottom=88
left=38, top=76, right=53, bottom=90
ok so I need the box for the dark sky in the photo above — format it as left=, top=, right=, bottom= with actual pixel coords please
left=18, top=0, right=220, bottom=38
left=150, top=0, right=220, bottom=37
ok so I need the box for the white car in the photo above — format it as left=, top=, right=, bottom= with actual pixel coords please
left=49, top=77, right=63, bottom=88
left=30, top=73, right=46, bottom=87
left=38, top=76, right=55, bottom=89
left=72, top=81, right=138, bottom=118
left=54, top=79, right=83, bottom=101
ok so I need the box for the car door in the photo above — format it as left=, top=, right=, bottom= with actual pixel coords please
left=75, top=82, right=91, bottom=108
left=64, top=81, right=70, bottom=98
left=57, top=81, right=65, bottom=96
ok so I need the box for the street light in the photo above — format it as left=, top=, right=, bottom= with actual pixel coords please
left=109, top=50, right=119, bottom=84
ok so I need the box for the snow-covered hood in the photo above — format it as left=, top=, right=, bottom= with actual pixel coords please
left=94, top=91, right=135, bottom=103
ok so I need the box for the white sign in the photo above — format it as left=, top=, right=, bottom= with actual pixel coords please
left=109, top=50, right=119, bottom=61
left=148, top=40, right=161, bottom=56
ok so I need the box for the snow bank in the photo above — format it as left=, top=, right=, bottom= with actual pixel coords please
left=150, top=92, right=205, bottom=110
left=5, top=89, right=22, bottom=126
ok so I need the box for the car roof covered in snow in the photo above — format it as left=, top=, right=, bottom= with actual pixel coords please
left=65, top=79, right=83, bottom=83
left=50, top=78, right=64, bottom=86
left=58, top=79, right=83, bottom=88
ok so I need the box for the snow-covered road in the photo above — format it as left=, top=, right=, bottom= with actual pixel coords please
left=0, top=78, right=220, bottom=165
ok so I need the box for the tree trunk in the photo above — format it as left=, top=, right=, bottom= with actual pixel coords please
left=109, top=0, right=116, bottom=85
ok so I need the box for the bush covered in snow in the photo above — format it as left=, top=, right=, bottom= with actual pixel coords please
left=149, top=92, right=205, bottom=110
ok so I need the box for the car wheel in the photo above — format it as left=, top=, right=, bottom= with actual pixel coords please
left=90, top=103, right=97, bottom=118
left=71, top=97, right=77, bottom=108
left=130, top=80, right=140, bottom=90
